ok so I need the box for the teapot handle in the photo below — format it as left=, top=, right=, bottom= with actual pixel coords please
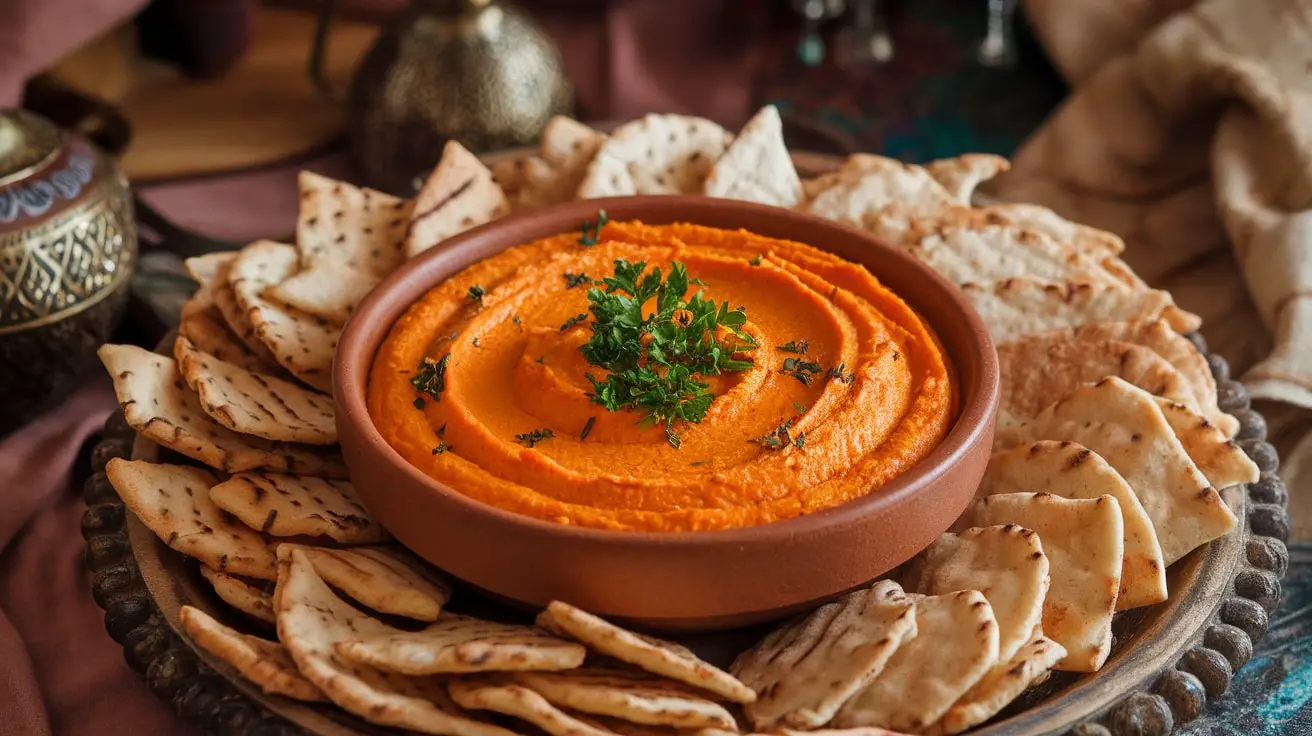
left=308, top=0, right=346, bottom=104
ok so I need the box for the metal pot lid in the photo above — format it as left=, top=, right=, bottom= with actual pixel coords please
left=0, top=109, right=63, bottom=187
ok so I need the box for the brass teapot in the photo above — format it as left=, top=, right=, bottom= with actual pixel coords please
left=313, top=0, right=573, bottom=194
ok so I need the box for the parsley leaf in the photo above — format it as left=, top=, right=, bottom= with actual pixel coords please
left=467, top=284, right=485, bottom=304
left=580, top=417, right=596, bottom=441
left=410, top=355, right=451, bottom=400
left=560, top=313, right=588, bottom=332
left=515, top=428, right=555, bottom=448
left=780, top=357, right=823, bottom=385
left=579, top=210, right=609, bottom=246
left=578, top=258, right=758, bottom=447
left=828, top=362, right=856, bottom=384
left=748, top=254, right=763, bottom=266
left=564, top=272, right=595, bottom=289
left=431, top=442, right=452, bottom=455
left=778, top=339, right=809, bottom=354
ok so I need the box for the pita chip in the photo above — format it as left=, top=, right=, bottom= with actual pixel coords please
left=210, top=256, right=283, bottom=364
left=959, top=279, right=1202, bottom=341
left=178, top=307, right=280, bottom=375
left=210, top=472, right=388, bottom=544
left=175, top=336, right=336, bottom=445
left=408, top=141, right=509, bottom=258
left=269, top=259, right=382, bottom=327
left=1153, top=398, right=1259, bottom=489
left=982, top=202, right=1124, bottom=256
left=514, top=668, right=737, bottom=731
left=830, top=591, right=1000, bottom=733
left=732, top=580, right=917, bottom=730
left=106, top=458, right=277, bottom=579
left=97, top=344, right=347, bottom=477
left=927, top=635, right=1066, bottom=735
left=512, top=117, right=606, bottom=210
left=578, top=114, right=731, bottom=197
left=179, top=605, right=324, bottom=701
left=998, top=336, right=1197, bottom=419
left=924, top=154, right=1010, bottom=205
left=964, top=493, right=1124, bottom=672
left=200, top=566, right=275, bottom=624
left=337, top=613, right=585, bottom=675
left=703, top=105, right=802, bottom=207
left=900, top=526, right=1049, bottom=663
left=277, top=544, right=451, bottom=621
left=295, top=171, right=410, bottom=275
left=803, top=156, right=955, bottom=226
left=979, top=441, right=1166, bottom=610
left=276, top=549, right=515, bottom=736
left=538, top=601, right=754, bottom=703
left=449, top=677, right=617, bottom=736
left=229, top=240, right=339, bottom=392
left=185, top=252, right=236, bottom=285
left=999, top=378, right=1238, bottom=565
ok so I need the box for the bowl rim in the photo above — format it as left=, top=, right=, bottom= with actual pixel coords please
left=335, top=195, right=999, bottom=547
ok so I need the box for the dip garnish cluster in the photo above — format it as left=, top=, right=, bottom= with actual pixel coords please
left=580, top=258, right=757, bottom=448
left=578, top=210, right=609, bottom=246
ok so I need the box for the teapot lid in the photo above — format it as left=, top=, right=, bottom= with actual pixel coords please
left=0, top=110, right=62, bottom=186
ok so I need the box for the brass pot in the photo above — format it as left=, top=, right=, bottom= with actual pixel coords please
left=0, top=109, right=137, bottom=437
left=313, top=0, right=573, bottom=194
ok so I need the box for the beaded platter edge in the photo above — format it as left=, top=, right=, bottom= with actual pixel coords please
left=79, top=334, right=1292, bottom=736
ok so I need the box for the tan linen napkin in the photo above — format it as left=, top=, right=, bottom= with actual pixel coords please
left=988, top=0, right=1312, bottom=408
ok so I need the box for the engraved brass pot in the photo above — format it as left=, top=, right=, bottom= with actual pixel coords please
left=0, top=110, right=136, bottom=437
left=313, top=0, right=573, bottom=195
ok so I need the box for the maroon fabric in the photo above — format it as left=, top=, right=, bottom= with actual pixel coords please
left=0, top=0, right=149, bottom=106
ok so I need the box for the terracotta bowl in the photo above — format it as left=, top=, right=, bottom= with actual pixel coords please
left=335, top=196, right=999, bottom=631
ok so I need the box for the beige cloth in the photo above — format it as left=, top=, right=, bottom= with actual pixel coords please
left=990, top=0, right=1312, bottom=408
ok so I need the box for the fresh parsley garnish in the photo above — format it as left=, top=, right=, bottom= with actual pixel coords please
left=748, top=254, right=763, bottom=266
left=513, top=315, right=522, bottom=327
left=794, top=432, right=806, bottom=448
left=579, top=209, right=609, bottom=246
left=413, top=397, right=426, bottom=410
left=580, top=416, right=596, bottom=441
left=793, top=401, right=808, bottom=414
left=778, top=339, right=809, bottom=354
left=752, top=417, right=797, bottom=450
left=535, top=355, right=545, bottom=364
left=780, top=357, right=823, bottom=385
left=515, top=428, right=555, bottom=448
left=560, top=313, right=588, bottom=332
left=690, top=460, right=711, bottom=467
left=472, top=337, right=480, bottom=347
left=467, top=284, right=486, bottom=304
left=410, top=354, right=450, bottom=400
left=431, top=442, right=452, bottom=455
left=828, top=362, right=856, bottom=384
left=579, top=259, right=758, bottom=448
left=564, top=272, right=595, bottom=289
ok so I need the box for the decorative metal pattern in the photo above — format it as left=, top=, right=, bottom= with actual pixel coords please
left=0, top=174, right=135, bottom=334
left=81, top=337, right=1292, bottom=736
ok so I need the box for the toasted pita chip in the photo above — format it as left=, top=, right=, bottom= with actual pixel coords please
left=277, top=544, right=450, bottom=621
left=703, top=105, right=801, bottom=208
left=802, top=156, right=955, bottom=226
left=229, top=240, right=339, bottom=392
left=277, top=549, right=514, bottom=736
left=979, top=441, right=1166, bottom=610
left=179, top=605, right=324, bottom=701
left=964, top=493, right=1123, bottom=672
left=924, top=154, right=1010, bottom=205
left=337, top=613, right=585, bottom=675
left=885, top=223, right=1126, bottom=289
left=185, top=252, right=236, bottom=285
left=175, top=335, right=336, bottom=444
left=731, top=580, right=917, bottom=730
left=538, top=602, right=754, bottom=703
left=928, top=635, right=1066, bottom=735
left=578, top=114, right=730, bottom=197
left=513, top=118, right=606, bottom=210
left=296, top=171, right=410, bottom=275
left=997, top=336, right=1197, bottom=419
left=1060, top=321, right=1232, bottom=436
left=408, top=141, right=509, bottom=258
left=178, top=307, right=280, bottom=375
left=97, top=344, right=347, bottom=477
left=999, top=378, right=1238, bottom=565
left=900, top=526, right=1049, bottom=663
left=269, top=259, right=382, bottom=327
left=200, top=566, right=275, bottom=624
left=514, top=668, right=738, bottom=730
left=959, top=279, right=1201, bottom=341
left=106, top=458, right=277, bottom=579
left=210, top=472, right=387, bottom=544
left=831, top=591, right=1000, bottom=733
left=450, top=677, right=616, bottom=736
left=1153, top=399, right=1259, bottom=489
left=210, top=256, right=284, bottom=364
left=982, top=202, right=1124, bottom=256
